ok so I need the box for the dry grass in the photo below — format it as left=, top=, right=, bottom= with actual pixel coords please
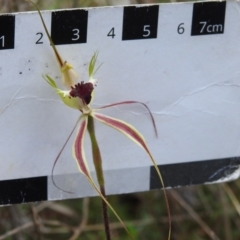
left=0, top=182, right=240, bottom=239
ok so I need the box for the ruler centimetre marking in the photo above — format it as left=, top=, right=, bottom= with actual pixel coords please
left=0, top=1, right=226, bottom=50
left=0, top=1, right=239, bottom=205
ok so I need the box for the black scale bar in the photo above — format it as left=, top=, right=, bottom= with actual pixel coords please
left=191, top=1, right=226, bottom=36
left=0, top=176, right=47, bottom=205
left=0, top=15, right=15, bottom=50
left=150, top=157, right=240, bottom=189
left=51, top=9, right=88, bottom=45
left=122, top=5, right=159, bottom=40
left=0, top=1, right=227, bottom=50
left=0, top=157, right=239, bottom=205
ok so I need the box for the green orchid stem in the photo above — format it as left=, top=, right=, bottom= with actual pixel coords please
left=87, top=115, right=111, bottom=240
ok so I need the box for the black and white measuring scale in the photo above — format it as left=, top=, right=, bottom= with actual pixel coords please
left=0, top=0, right=239, bottom=205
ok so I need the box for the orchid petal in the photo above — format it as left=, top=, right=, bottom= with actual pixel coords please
left=96, top=100, right=158, bottom=137
left=73, top=115, right=133, bottom=239
left=72, top=115, right=90, bottom=177
left=91, top=112, right=171, bottom=238
left=91, top=112, right=150, bottom=155
left=44, top=75, right=84, bottom=110
left=88, top=51, right=102, bottom=83
left=88, top=51, right=98, bottom=79
left=87, top=52, right=100, bottom=105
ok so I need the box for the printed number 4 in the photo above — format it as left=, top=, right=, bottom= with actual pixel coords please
left=143, top=25, right=151, bottom=37
left=107, top=28, right=115, bottom=38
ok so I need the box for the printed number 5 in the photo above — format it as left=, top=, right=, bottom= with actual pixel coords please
left=143, top=25, right=151, bottom=37
left=72, top=29, right=80, bottom=41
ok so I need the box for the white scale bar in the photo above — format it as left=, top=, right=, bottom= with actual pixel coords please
left=0, top=1, right=240, bottom=203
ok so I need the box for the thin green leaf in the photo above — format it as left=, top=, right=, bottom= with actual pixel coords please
left=27, top=0, right=64, bottom=67
left=28, top=0, right=78, bottom=88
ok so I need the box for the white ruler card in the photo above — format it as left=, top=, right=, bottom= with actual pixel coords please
left=1, top=0, right=240, bottom=205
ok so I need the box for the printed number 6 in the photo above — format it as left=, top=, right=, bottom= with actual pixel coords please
left=177, top=23, right=184, bottom=34
left=72, top=29, right=80, bottom=41
left=143, top=25, right=151, bottom=37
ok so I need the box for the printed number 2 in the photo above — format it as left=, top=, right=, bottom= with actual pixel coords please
left=143, top=25, right=150, bottom=37
left=72, top=29, right=80, bottom=41
left=0, top=36, right=4, bottom=47
left=36, top=32, right=43, bottom=44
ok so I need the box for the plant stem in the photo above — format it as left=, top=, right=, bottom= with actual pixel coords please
left=87, top=115, right=111, bottom=240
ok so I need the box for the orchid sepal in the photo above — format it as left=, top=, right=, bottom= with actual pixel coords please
left=91, top=112, right=171, bottom=239
left=44, top=75, right=86, bottom=110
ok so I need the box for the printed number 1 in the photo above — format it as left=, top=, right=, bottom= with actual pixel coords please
left=0, top=36, right=4, bottom=47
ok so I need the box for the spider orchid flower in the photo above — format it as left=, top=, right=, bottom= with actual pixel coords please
left=44, top=53, right=170, bottom=239
left=28, top=1, right=171, bottom=239
left=45, top=50, right=160, bottom=183
left=44, top=51, right=163, bottom=195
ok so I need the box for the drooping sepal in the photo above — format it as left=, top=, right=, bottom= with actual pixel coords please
left=91, top=112, right=171, bottom=239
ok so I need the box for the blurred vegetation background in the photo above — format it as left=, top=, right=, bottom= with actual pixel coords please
left=1, top=0, right=240, bottom=240
left=0, top=0, right=194, bottom=12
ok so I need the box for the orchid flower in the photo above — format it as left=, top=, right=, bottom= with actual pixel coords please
left=28, top=1, right=171, bottom=239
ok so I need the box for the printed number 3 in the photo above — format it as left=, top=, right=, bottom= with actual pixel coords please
left=72, top=29, right=80, bottom=41
left=143, top=25, right=150, bottom=37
